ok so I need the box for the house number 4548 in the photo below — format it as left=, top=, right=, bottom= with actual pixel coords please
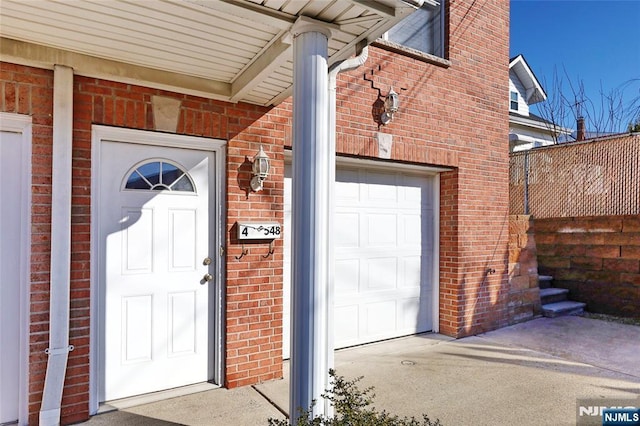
left=237, top=222, right=282, bottom=240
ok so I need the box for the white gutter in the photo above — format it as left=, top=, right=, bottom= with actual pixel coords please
left=324, top=45, right=369, bottom=415
left=39, top=65, right=74, bottom=426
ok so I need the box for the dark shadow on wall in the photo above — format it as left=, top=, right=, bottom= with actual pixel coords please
left=237, top=156, right=254, bottom=198
left=418, top=176, right=437, bottom=336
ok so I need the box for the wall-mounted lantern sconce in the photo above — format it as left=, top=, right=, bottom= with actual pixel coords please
left=250, top=145, right=270, bottom=191
left=380, top=87, right=399, bottom=125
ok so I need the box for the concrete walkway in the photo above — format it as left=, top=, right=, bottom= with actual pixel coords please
left=79, top=316, right=640, bottom=426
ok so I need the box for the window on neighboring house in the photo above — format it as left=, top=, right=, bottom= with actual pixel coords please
left=510, top=91, right=519, bottom=111
left=385, top=0, right=445, bottom=58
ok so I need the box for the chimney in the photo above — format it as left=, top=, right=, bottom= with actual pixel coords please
left=576, top=116, right=585, bottom=141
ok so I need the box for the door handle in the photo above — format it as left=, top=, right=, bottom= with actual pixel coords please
left=203, top=273, right=213, bottom=282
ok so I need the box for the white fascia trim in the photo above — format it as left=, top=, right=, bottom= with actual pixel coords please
left=509, top=55, right=546, bottom=104
left=509, top=133, right=538, bottom=144
left=509, top=115, right=572, bottom=135
left=0, top=112, right=32, bottom=426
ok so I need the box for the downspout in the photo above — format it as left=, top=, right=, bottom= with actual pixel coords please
left=40, top=65, right=75, bottom=426
left=324, top=45, right=369, bottom=415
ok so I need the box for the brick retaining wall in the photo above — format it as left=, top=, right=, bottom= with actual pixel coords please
left=535, top=215, right=640, bottom=317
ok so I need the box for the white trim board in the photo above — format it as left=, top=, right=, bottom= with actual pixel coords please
left=283, top=148, right=452, bottom=174
left=0, top=112, right=32, bottom=425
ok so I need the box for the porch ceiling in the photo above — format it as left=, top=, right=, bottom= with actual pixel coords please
left=0, top=0, right=420, bottom=106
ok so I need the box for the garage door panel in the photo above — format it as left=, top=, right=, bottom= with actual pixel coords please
left=335, top=288, right=422, bottom=307
left=335, top=259, right=360, bottom=295
left=366, top=257, right=397, bottom=290
left=363, top=300, right=397, bottom=338
left=366, top=178, right=398, bottom=202
left=335, top=212, right=359, bottom=247
left=335, top=305, right=359, bottom=344
left=401, top=184, right=423, bottom=205
left=400, top=256, right=422, bottom=288
left=401, top=175, right=433, bottom=204
left=366, top=214, right=397, bottom=246
left=336, top=169, right=360, bottom=201
left=402, top=214, right=422, bottom=246
left=398, top=297, right=429, bottom=331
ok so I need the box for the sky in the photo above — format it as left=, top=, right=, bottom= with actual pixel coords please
left=510, top=0, right=640, bottom=131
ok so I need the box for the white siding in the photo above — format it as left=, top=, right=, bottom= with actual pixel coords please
left=509, top=71, right=530, bottom=116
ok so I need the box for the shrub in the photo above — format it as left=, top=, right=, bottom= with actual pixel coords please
left=268, top=369, right=442, bottom=426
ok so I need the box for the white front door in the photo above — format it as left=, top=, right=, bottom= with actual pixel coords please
left=0, top=115, right=30, bottom=424
left=99, top=140, right=216, bottom=401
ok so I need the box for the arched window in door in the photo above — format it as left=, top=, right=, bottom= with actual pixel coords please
left=123, top=160, right=195, bottom=192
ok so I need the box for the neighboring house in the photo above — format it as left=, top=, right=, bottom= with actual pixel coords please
left=509, top=54, right=571, bottom=151
left=0, top=1, right=512, bottom=425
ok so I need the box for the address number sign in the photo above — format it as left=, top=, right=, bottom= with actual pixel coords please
left=237, top=222, right=282, bottom=240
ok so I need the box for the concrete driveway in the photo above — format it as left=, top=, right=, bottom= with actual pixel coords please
left=80, top=316, right=640, bottom=426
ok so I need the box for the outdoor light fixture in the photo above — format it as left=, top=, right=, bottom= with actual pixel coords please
left=381, top=87, right=399, bottom=125
left=250, top=145, right=270, bottom=191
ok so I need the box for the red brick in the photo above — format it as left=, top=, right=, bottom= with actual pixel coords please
left=603, top=258, right=640, bottom=274
left=623, top=217, right=640, bottom=232
left=621, top=273, right=640, bottom=286
left=571, top=257, right=603, bottom=271
left=622, top=246, right=640, bottom=260
left=585, top=245, right=621, bottom=259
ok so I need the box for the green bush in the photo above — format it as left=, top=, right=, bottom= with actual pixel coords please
left=269, top=369, right=442, bottom=426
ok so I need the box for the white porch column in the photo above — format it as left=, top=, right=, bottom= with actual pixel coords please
left=289, top=17, right=333, bottom=423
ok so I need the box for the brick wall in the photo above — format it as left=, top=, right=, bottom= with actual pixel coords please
left=331, top=0, right=511, bottom=336
left=536, top=215, right=640, bottom=317
left=2, top=63, right=285, bottom=423
left=508, top=215, right=541, bottom=323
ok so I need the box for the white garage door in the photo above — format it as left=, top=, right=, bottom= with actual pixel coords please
left=283, top=163, right=436, bottom=358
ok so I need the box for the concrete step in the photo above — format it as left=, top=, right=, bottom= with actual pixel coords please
left=540, top=287, right=569, bottom=305
left=538, top=275, right=554, bottom=289
left=542, top=301, right=586, bottom=318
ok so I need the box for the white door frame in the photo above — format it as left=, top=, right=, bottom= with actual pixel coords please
left=89, top=126, right=226, bottom=413
left=0, top=112, right=32, bottom=425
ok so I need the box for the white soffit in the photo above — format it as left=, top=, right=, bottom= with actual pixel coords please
left=0, top=0, right=420, bottom=106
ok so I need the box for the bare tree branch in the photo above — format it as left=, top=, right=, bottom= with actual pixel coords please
left=535, top=71, right=640, bottom=140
